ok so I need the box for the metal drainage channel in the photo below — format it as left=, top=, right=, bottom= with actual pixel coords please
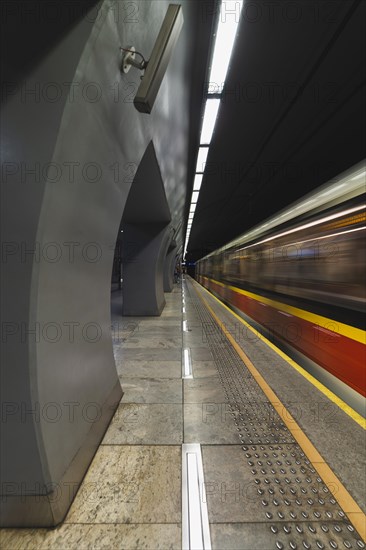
left=185, top=280, right=365, bottom=550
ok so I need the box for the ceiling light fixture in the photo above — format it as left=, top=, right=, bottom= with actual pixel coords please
left=185, top=0, right=244, bottom=254
left=193, top=174, right=203, bottom=191
left=195, top=147, right=209, bottom=173
left=208, top=0, right=244, bottom=93
left=200, top=98, right=220, bottom=144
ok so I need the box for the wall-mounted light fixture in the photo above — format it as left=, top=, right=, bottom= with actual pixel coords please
left=120, top=4, right=184, bottom=114
left=120, top=46, right=147, bottom=73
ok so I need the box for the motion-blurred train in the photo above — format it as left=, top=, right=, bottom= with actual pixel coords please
left=195, top=162, right=365, bottom=415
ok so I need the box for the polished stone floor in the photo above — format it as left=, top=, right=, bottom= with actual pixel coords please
left=1, top=281, right=364, bottom=550
left=1, top=285, right=219, bottom=549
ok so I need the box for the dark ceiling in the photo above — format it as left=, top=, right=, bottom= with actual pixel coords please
left=0, top=0, right=100, bottom=87
left=185, top=0, right=366, bottom=262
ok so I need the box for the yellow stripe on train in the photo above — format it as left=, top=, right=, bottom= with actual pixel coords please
left=203, top=276, right=366, bottom=345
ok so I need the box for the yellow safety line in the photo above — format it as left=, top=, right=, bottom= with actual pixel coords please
left=203, top=277, right=366, bottom=345
left=193, top=280, right=366, bottom=541
left=198, top=279, right=365, bottom=428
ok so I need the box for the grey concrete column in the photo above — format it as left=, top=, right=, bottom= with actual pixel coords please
left=1, top=0, right=202, bottom=527
left=0, top=3, right=124, bottom=527
left=164, top=245, right=178, bottom=292
left=122, top=223, right=172, bottom=315
left=117, top=141, right=172, bottom=315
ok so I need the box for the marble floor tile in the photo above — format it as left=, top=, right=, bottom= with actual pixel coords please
left=65, top=446, right=181, bottom=524
left=136, top=319, right=182, bottom=327
left=161, top=310, right=182, bottom=318
left=183, top=310, right=201, bottom=318
left=111, top=316, right=144, bottom=327
left=210, top=522, right=287, bottom=550
left=134, top=325, right=182, bottom=335
left=117, top=335, right=182, bottom=349
left=182, top=334, right=210, bottom=348
left=201, top=445, right=262, bottom=523
left=102, top=403, right=183, bottom=444
left=183, top=403, right=240, bottom=444
left=120, top=377, right=182, bottom=403
left=116, top=360, right=181, bottom=379
left=210, top=523, right=274, bottom=550
left=184, top=308, right=200, bottom=314
left=183, top=378, right=227, bottom=403
left=190, top=347, right=213, bottom=361
left=182, top=319, right=201, bottom=328
left=191, top=360, right=218, bottom=378
left=0, top=524, right=181, bottom=550
left=115, top=348, right=182, bottom=361
left=201, top=444, right=330, bottom=524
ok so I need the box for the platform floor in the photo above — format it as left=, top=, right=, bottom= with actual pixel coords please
left=1, top=277, right=365, bottom=549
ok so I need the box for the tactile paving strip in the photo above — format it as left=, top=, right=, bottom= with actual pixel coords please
left=186, top=280, right=365, bottom=549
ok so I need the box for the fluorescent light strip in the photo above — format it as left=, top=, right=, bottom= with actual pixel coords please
left=238, top=205, right=365, bottom=251
left=200, top=98, right=220, bottom=144
left=193, top=174, right=203, bottom=191
left=290, top=225, right=366, bottom=246
left=208, top=0, right=244, bottom=94
left=187, top=454, right=203, bottom=548
left=195, top=148, right=209, bottom=173
left=301, top=199, right=316, bottom=208
left=232, top=228, right=366, bottom=259
left=182, top=348, right=192, bottom=378
left=351, top=170, right=366, bottom=181
left=186, top=1, right=244, bottom=254
left=182, top=444, right=211, bottom=550
left=191, top=191, right=199, bottom=203
left=319, top=183, right=346, bottom=197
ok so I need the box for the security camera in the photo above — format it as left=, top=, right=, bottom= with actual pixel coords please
left=120, top=4, right=184, bottom=114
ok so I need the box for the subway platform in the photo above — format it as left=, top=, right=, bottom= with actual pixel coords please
left=1, top=277, right=365, bottom=550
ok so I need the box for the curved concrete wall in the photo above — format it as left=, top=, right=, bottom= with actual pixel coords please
left=1, top=0, right=197, bottom=526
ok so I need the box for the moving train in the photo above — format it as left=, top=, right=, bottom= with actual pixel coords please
left=195, top=162, right=366, bottom=414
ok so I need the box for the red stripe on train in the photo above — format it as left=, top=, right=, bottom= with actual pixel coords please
left=201, top=277, right=365, bottom=397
